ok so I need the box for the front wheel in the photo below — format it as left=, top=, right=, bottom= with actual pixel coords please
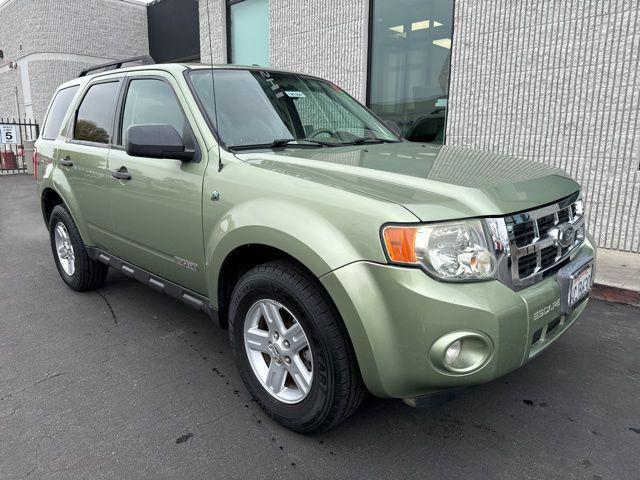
left=49, top=205, right=108, bottom=291
left=228, top=260, right=365, bottom=433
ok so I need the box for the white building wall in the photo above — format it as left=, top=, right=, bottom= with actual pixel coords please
left=198, top=0, right=227, bottom=64
left=0, top=0, right=149, bottom=122
left=269, top=0, right=369, bottom=102
left=199, top=0, right=640, bottom=253
left=447, top=0, right=640, bottom=252
left=199, top=0, right=369, bottom=102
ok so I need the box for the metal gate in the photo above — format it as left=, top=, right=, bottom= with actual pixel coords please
left=0, top=118, right=39, bottom=174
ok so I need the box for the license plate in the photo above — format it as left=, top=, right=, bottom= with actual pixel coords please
left=569, top=262, right=593, bottom=307
left=557, top=256, right=594, bottom=315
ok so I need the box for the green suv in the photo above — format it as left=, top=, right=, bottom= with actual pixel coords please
left=35, top=60, right=595, bottom=433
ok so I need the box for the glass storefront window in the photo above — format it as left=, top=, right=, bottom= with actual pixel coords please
left=368, top=0, right=454, bottom=143
left=228, top=0, right=269, bottom=66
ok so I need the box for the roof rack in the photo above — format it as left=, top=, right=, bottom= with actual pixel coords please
left=78, top=55, right=155, bottom=77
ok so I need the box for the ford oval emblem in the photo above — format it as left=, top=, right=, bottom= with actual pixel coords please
left=555, top=224, right=576, bottom=248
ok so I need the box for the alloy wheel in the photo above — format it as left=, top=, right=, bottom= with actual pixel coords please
left=54, top=222, right=75, bottom=276
left=243, top=299, right=313, bottom=404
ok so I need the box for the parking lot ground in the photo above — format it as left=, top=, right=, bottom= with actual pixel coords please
left=1, top=174, right=639, bottom=480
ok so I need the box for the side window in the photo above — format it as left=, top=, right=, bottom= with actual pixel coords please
left=42, top=86, right=79, bottom=140
left=120, top=79, right=188, bottom=145
left=74, top=81, right=119, bottom=144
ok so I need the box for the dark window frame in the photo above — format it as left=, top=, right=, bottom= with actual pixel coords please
left=365, top=0, right=457, bottom=144
left=68, top=78, right=123, bottom=149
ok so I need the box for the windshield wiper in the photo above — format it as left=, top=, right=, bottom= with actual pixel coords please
left=350, top=137, right=402, bottom=145
left=229, top=138, right=332, bottom=151
left=272, top=138, right=334, bottom=147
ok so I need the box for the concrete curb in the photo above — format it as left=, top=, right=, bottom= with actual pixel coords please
left=592, top=249, right=640, bottom=308
left=592, top=283, right=640, bottom=307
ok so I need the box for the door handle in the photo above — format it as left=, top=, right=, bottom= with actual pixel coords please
left=110, top=166, right=131, bottom=181
left=59, top=156, right=73, bottom=167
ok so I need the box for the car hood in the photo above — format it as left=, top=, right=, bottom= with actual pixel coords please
left=234, top=142, right=579, bottom=221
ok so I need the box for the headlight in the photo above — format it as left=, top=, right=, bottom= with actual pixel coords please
left=382, top=220, right=497, bottom=281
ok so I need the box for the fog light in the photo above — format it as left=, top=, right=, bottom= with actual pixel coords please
left=444, top=340, right=461, bottom=366
left=429, top=331, right=493, bottom=374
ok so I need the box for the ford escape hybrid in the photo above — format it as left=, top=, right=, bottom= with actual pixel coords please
left=35, top=58, right=596, bottom=433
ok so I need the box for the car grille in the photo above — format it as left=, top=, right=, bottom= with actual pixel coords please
left=492, top=193, right=585, bottom=290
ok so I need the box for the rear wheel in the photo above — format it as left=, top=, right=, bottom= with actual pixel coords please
left=49, top=205, right=108, bottom=291
left=228, top=260, right=365, bottom=433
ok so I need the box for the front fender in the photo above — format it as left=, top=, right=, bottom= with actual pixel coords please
left=205, top=198, right=368, bottom=305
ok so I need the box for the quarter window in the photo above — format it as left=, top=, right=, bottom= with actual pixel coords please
left=120, top=79, right=188, bottom=145
left=74, top=82, right=119, bottom=144
left=42, top=86, right=79, bottom=140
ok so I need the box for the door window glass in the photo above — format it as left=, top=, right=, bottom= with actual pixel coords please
left=42, top=86, right=79, bottom=140
left=120, top=78, right=188, bottom=145
left=228, top=0, right=269, bottom=66
left=74, top=82, right=119, bottom=144
left=369, top=0, right=454, bottom=143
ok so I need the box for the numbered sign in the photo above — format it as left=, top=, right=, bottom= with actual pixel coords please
left=1, top=124, right=21, bottom=145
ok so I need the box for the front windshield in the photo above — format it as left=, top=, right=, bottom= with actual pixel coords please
left=188, top=69, right=400, bottom=149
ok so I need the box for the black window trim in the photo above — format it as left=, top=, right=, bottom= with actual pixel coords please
left=68, top=77, right=123, bottom=149
left=112, top=73, right=202, bottom=163
left=41, top=84, right=81, bottom=141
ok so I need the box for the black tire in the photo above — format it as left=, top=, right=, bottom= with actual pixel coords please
left=228, top=260, right=366, bottom=434
left=49, top=205, right=108, bottom=291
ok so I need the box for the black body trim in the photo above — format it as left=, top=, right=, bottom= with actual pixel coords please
left=86, top=247, right=220, bottom=324
left=403, top=387, right=469, bottom=408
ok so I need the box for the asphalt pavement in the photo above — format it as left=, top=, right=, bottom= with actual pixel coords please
left=1, top=174, right=639, bottom=480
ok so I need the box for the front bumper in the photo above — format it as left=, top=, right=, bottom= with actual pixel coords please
left=321, top=238, right=595, bottom=399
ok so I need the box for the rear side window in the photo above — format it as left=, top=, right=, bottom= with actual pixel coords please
left=120, top=79, right=188, bottom=145
left=74, top=81, right=119, bottom=144
left=42, top=86, right=79, bottom=140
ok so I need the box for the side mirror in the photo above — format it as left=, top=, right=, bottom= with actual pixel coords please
left=385, top=120, right=403, bottom=137
left=126, top=124, right=194, bottom=161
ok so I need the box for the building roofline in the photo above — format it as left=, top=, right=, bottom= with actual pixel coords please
left=0, top=0, right=148, bottom=12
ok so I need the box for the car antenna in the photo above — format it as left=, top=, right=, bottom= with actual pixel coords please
left=205, top=0, right=223, bottom=172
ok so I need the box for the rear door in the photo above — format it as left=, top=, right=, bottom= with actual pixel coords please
left=104, top=72, right=208, bottom=294
left=36, top=84, right=81, bottom=183
left=55, top=76, right=122, bottom=247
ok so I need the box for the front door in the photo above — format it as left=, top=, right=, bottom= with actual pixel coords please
left=104, top=74, right=208, bottom=294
